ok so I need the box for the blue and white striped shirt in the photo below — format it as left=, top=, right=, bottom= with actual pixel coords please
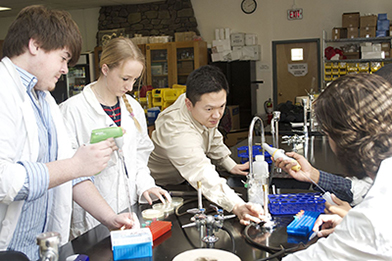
left=7, top=66, right=58, bottom=261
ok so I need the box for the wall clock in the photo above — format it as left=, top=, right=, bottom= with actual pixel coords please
left=241, top=0, right=257, bottom=14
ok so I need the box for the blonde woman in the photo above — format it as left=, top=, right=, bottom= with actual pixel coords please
left=60, top=38, right=170, bottom=238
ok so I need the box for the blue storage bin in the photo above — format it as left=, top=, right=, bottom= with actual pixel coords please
left=378, top=13, right=388, bottom=20
left=268, top=192, right=325, bottom=215
left=377, top=19, right=390, bottom=31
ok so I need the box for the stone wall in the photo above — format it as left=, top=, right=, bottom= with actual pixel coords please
left=97, top=0, right=200, bottom=45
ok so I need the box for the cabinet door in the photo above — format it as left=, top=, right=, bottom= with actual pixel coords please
left=146, top=43, right=174, bottom=88
left=175, top=41, right=207, bottom=84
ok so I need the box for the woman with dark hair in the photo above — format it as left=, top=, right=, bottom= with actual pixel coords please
left=283, top=73, right=392, bottom=260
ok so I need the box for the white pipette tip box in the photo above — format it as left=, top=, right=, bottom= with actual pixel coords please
left=110, top=228, right=153, bottom=260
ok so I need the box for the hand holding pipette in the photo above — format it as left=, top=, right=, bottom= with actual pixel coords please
left=262, top=143, right=301, bottom=171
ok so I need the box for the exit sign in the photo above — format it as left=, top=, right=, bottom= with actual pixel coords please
left=287, top=8, right=303, bottom=20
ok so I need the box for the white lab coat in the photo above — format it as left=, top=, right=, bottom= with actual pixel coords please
left=60, top=84, right=157, bottom=238
left=283, top=157, right=392, bottom=260
left=0, top=57, right=74, bottom=249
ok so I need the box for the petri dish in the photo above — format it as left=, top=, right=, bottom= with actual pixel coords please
left=152, top=202, right=174, bottom=214
left=171, top=197, right=184, bottom=207
left=142, top=209, right=164, bottom=220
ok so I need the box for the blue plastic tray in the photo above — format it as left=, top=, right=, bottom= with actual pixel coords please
left=268, top=192, right=325, bottom=215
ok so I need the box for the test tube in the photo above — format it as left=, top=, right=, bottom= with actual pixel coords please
left=197, top=181, right=202, bottom=210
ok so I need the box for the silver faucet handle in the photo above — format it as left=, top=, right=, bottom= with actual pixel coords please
left=36, top=232, right=61, bottom=261
left=272, top=111, right=281, bottom=121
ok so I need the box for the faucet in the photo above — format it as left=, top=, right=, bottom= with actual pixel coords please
left=247, top=116, right=273, bottom=218
left=302, top=98, right=309, bottom=140
left=36, top=232, right=61, bottom=261
left=270, top=111, right=280, bottom=149
left=247, top=116, right=265, bottom=181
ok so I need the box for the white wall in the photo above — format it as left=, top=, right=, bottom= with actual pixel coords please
left=191, top=0, right=392, bottom=114
left=1, top=1, right=392, bottom=114
left=0, top=8, right=99, bottom=52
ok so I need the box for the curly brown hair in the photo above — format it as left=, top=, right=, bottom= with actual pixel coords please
left=315, top=73, right=392, bottom=178
left=2, top=5, right=82, bottom=66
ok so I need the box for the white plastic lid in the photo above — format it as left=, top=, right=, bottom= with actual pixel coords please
left=255, top=155, right=265, bottom=161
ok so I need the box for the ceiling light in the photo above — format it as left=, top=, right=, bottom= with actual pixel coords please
left=0, top=6, right=11, bottom=12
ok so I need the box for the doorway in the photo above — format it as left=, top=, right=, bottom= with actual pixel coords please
left=272, top=39, right=321, bottom=108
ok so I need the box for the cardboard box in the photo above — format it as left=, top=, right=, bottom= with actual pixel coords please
left=344, top=52, right=360, bottom=60
left=212, top=39, right=231, bottom=51
left=245, top=34, right=258, bottom=46
left=381, top=42, right=391, bottom=51
left=241, top=45, right=260, bottom=60
left=342, top=12, right=360, bottom=28
left=361, top=51, right=385, bottom=59
left=360, top=15, right=378, bottom=27
left=224, top=130, right=248, bottom=147
left=332, top=27, right=347, bottom=39
left=360, top=26, right=376, bottom=38
left=227, top=105, right=240, bottom=130
left=347, top=27, right=359, bottom=38
left=230, top=33, right=245, bottom=47
left=174, top=31, right=196, bottom=42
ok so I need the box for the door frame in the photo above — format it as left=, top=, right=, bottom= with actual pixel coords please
left=272, top=38, right=321, bottom=109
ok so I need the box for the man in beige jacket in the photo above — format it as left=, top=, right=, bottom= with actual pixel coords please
left=148, top=65, right=263, bottom=224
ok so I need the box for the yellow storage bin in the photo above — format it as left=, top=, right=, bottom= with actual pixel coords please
left=370, top=62, right=384, bottom=72
left=357, top=62, right=369, bottom=72
left=332, top=62, right=340, bottom=69
left=152, top=88, right=163, bottom=108
left=347, top=63, right=358, bottom=72
left=324, top=74, right=332, bottom=81
left=339, top=68, right=347, bottom=75
left=339, top=62, right=347, bottom=69
left=324, top=62, right=333, bottom=69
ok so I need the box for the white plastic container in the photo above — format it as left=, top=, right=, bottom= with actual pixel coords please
left=248, top=155, right=269, bottom=206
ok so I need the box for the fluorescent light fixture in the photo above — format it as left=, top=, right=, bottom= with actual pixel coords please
left=291, top=48, right=303, bottom=61
left=0, top=6, right=11, bottom=12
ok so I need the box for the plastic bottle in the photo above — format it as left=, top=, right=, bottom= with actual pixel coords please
left=248, top=155, right=269, bottom=206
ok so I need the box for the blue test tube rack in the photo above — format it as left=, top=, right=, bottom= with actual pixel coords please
left=237, top=145, right=272, bottom=164
left=268, top=192, right=325, bottom=215
left=286, top=210, right=320, bottom=237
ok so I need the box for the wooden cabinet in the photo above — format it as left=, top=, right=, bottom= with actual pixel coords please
left=146, top=42, right=175, bottom=88
left=145, top=41, right=208, bottom=88
left=174, top=41, right=208, bottom=85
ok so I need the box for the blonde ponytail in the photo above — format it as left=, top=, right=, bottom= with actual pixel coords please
left=122, top=94, right=142, bottom=132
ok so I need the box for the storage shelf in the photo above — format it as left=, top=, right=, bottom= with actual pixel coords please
left=325, top=36, right=392, bottom=43
left=324, top=58, right=392, bottom=63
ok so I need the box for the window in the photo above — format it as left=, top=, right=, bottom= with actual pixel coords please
left=291, top=48, right=303, bottom=61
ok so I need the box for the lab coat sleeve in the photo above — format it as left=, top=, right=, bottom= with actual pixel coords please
left=132, top=101, right=158, bottom=202
left=349, top=176, right=373, bottom=206
left=0, top=80, right=45, bottom=204
left=206, top=129, right=237, bottom=172
left=59, top=101, right=93, bottom=186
